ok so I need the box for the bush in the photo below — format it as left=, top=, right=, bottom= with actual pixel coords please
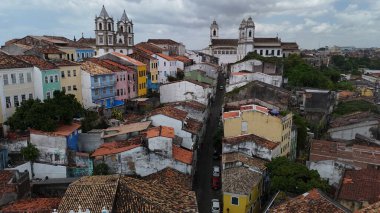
left=93, top=163, right=109, bottom=175
left=21, top=144, right=40, bottom=162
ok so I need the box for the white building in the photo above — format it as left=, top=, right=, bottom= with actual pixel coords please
left=184, top=63, right=219, bottom=79
left=227, top=72, right=282, bottom=92
left=153, top=53, right=178, bottom=83
left=160, top=80, right=213, bottom=106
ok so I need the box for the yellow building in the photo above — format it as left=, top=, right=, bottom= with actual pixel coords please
left=359, top=86, right=374, bottom=97
left=223, top=167, right=262, bottom=213
left=223, top=104, right=293, bottom=157
left=52, top=60, right=83, bottom=103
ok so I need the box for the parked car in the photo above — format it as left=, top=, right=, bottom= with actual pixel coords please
left=211, top=199, right=220, bottom=213
left=211, top=176, right=220, bottom=190
left=219, top=85, right=224, bottom=90
left=213, top=166, right=220, bottom=177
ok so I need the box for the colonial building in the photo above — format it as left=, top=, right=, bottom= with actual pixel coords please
left=95, top=6, right=134, bottom=56
left=205, top=18, right=299, bottom=64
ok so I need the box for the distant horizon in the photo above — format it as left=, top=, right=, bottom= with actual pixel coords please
left=1, top=0, right=380, bottom=50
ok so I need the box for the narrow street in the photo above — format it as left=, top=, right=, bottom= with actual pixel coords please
left=194, top=67, right=225, bottom=213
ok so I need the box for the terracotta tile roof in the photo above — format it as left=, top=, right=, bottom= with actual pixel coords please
left=222, top=167, right=262, bottom=195
left=91, top=137, right=143, bottom=157
left=77, top=37, right=96, bottom=46
left=156, top=53, right=176, bottom=61
left=0, top=170, right=14, bottom=185
left=102, top=59, right=135, bottom=72
left=338, top=169, right=380, bottom=204
left=269, top=188, right=349, bottom=213
left=329, top=111, right=380, bottom=128
left=51, top=59, right=80, bottom=67
left=356, top=201, right=380, bottom=213
left=80, top=61, right=113, bottom=75
left=172, top=145, right=193, bottom=165
left=0, top=51, right=32, bottom=69
left=281, top=42, right=299, bottom=50
left=16, top=55, right=57, bottom=70
left=1, top=198, right=61, bottom=212
left=28, top=46, right=66, bottom=54
left=167, top=100, right=207, bottom=112
left=87, top=58, right=124, bottom=72
left=58, top=175, right=120, bottom=212
left=148, top=39, right=180, bottom=45
left=135, top=42, right=164, bottom=54
left=255, top=37, right=281, bottom=43
left=142, top=167, right=192, bottom=190
left=211, top=39, right=238, bottom=46
left=223, top=134, right=280, bottom=150
left=183, top=117, right=203, bottom=134
left=149, top=106, right=188, bottom=121
left=102, top=121, right=151, bottom=139
left=173, top=55, right=192, bottom=63
left=223, top=111, right=240, bottom=119
left=338, top=91, right=355, bottom=99
left=130, top=48, right=156, bottom=60
left=0, top=170, right=17, bottom=196
left=222, top=152, right=268, bottom=171
left=145, top=126, right=175, bottom=139
left=30, top=123, right=81, bottom=137
left=111, top=52, right=146, bottom=66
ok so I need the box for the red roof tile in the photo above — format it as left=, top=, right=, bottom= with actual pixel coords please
left=338, top=169, right=380, bottom=204
left=173, top=56, right=192, bottom=63
left=30, top=123, right=81, bottom=137
left=1, top=198, right=61, bottom=212
left=156, top=53, right=176, bottom=61
left=135, top=42, right=164, bottom=54
left=223, top=111, right=240, bottom=119
left=145, top=126, right=175, bottom=139
left=172, top=145, right=193, bottom=165
left=17, top=55, right=58, bottom=70
left=103, top=59, right=134, bottom=72
left=149, top=106, right=188, bottom=121
left=111, top=52, right=146, bottom=66
left=148, top=39, right=180, bottom=45
left=0, top=51, right=32, bottom=69
left=223, top=133, right=279, bottom=150
left=51, top=59, right=80, bottom=67
left=91, top=137, right=142, bottom=157
left=183, top=117, right=203, bottom=134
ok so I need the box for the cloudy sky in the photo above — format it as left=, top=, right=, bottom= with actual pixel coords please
left=0, top=0, right=379, bottom=50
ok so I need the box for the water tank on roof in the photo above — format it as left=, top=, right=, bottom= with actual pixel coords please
left=269, top=109, right=279, bottom=116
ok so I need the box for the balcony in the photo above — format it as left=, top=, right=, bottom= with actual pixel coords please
left=91, top=80, right=115, bottom=89
left=92, top=92, right=115, bottom=100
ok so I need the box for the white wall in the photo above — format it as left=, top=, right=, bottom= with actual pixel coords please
left=231, top=59, right=262, bottom=73
left=154, top=54, right=177, bottom=84
left=214, top=53, right=238, bottom=65
left=32, top=67, right=44, bottom=100
left=222, top=141, right=281, bottom=161
left=30, top=133, right=67, bottom=164
left=33, top=162, right=67, bottom=179
left=81, top=70, right=96, bottom=109
left=148, top=136, right=173, bottom=158
left=226, top=72, right=282, bottom=92
left=160, top=81, right=209, bottom=105
left=7, top=161, right=32, bottom=179
left=328, top=120, right=378, bottom=140
left=184, top=63, right=218, bottom=79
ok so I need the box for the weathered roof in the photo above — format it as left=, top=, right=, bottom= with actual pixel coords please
left=88, top=58, right=123, bottom=72
left=98, top=5, right=110, bottom=18
left=1, top=198, right=61, bottom=212
left=30, top=123, right=81, bottom=137
left=135, top=42, right=164, bottom=54
left=172, top=145, right=193, bottom=165
left=111, top=52, right=146, bottom=66
left=173, top=55, right=192, bottom=63
left=51, top=59, right=80, bottom=67
left=254, top=37, right=281, bottom=43
left=338, top=169, right=380, bottom=204
left=27, top=46, right=66, bottom=54
left=77, top=37, right=96, bottom=46
left=223, top=133, right=279, bottom=150
left=148, top=39, right=179, bottom=45
left=222, top=167, right=262, bottom=195
left=142, top=167, right=192, bottom=190
left=120, top=10, right=129, bottom=22
left=211, top=39, right=238, bottom=47
left=223, top=111, right=240, bottom=119
left=149, top=106, right=188, bottom=121
left=17, top=55, right=58, bottom=70
left=91, top=137, right=142, bottom=157
left=0, top=51, right=32, bottom=69
left=183, top=117, right=203, bottom=134
left=102, top=121, right=151, bottom=139
left=80, top=61, right=113, bottom=75
left=103, top=59, right=135, bottom=72
left=156, top=53, right=176, bottom=61
left=167, top=100, right=207, bottom=112
left=329, top=111, right=380, bottom=128
left=281, top=42, right=299, bottom=50
left=357, top=200, right=380, bottom=212
left=269, top=188, right=350, bottom=213
left=145, top=126, right=175, bottom=139
left=222, top=152, right=268, bottom=171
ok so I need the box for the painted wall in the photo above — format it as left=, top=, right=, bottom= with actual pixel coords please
left=160, top=81, right=211, bottom=106
left=76, top=49, right=95, bottom=62
left=154, top=55, right=177, bottom=84
left=223, top=193, right=248, bottom=213
left=81, top=70, right=97, bottom=108
left=41, top=69, right=61, bottom=100
left=223, top=140, right=280, bottom=161
left=148, top=136, right=173, bottom=158
left=32, top=67, right=44, bottom=100
left=60, top=47, right=77, bottom=61
left=231, top=59, right=262, bottom=73
left=59, top=65, right=82, bottom=103
left=30, top=133, right=67, bottom=165
left=137, top=65, right=147, bottom=97
left=184, top=63, right=219, bottom=79
left=328, top=120, right=379, bottom=140
left=67, top=129, right=79, bottom=151
left=33, top=162, right=67, bottom=179
left=114, top=71, right=130, bottom=101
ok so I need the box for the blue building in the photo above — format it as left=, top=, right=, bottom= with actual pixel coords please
left=76, top=49, right=95, bottom=62
left=0, top=148, right=8, bottom=170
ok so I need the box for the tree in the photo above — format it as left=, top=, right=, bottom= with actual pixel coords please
left=266, top=157, right=329, bottom=194
left=93, top=163, right=109, bottom=175
left=20, top=144, right=39, bottom=162
left=111, top=108, right=123, bottom=121
left=293, top=114, right=308, bottom=156
left=333, top=100, right=380, bottom=116
left=176, top=71, right=185, bottom=80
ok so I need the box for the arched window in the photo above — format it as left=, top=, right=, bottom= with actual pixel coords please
left=120, top=26, right=124, bottom=32
left=120, top=50, right=123, bottom=53
left=249, top=30, right=252, bottom=37
left=119, top=38, right=122, bottom=44
left=99, top=23, right=102, bottom=30
left=127, top=26, right=131, bottom=33
left=213, top=30, right=216, bottom=36
left=108, top=23, right=112, bottom=31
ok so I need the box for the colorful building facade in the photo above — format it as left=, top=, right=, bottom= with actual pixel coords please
left=52, top=60, right=82, bottom=103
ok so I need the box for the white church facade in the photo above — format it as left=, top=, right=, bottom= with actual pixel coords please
left=95, top=6, right=135, bottom=56
left=204, top=17, right=299, bottom=65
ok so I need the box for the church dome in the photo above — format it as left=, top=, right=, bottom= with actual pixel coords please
left=210, top=20, right=219, bottom=28
left=246, top=17, right=255, bottom=27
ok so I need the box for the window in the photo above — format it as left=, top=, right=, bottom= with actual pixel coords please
left=95, top=89, right=99, bottom=96
left=117, top=89, right=120, bottom=96
left=62, top=87, right=66, bottom=92
left=5, top=97, right=11, bottom=108
left=94, top=76, right=98, bottom=83
left=46, top=92, right=51, bottom=99
left=77, top=53, right=80, bottom=59
left=102, top=76, right=106, bottom=82
left=3, top=74, right=8, bottom=85
left=29, top=93, right=33, bottom=99
left=108, top=23, right=112, bottom=31
left=271, top=50, right=275, bottom=55
left=108, top=35, right=113, bottom=44
left=242, top=121, right=248, bottom=132
left=110, top=87, right=113, bottom=94
left=128, top=74, right=130, bottom=80
left=213, top=29, right=216, bottom=36
left=68, top=86, right=71, bottom=91
left=14, top=96, right=19, bottom=107
left=54, top=75, right=58, bottom=82
left=164, top=61, right=166, bottom=66
left=231, top=197, right=239, bottom=205
left=21, top=94, right=26, bottom=102
left=82, top=53, right=85, bottom=59
left=249, top=30, right=252, bottom=37
left=50, top=76, right=53, bottom=83
left=260, top=50, right=263, bottom=55
left=99, top=36, right=103, bottom=44
left=99, top=23, right=102, bottom=30
left=73, top=85, right=77, bottom=90
left=123, top=75, right=125, bottom=81
left=103, top=88, right=106, bottom=94
left=11, top=74, right=16, bottom=84
left=73, top=70, right=77, bottom=77
left=19, top=73, right=24, bottom=84
left=45, top=76, right=49, bottom=83
left=117, top=75, right=119, bottom=82
left=67, top=70, right=71, bottom=77
left=266, top=50, right=269, bottom=55
left=61, top=71, right=65, bottom=78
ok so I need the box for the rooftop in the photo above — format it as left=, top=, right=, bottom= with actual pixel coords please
left=80, top=61, right=113, bottom=75
left=329, top=111, right=380, bottom=128
left=211, top=39, right=238, bottom=47
left=102, top=59, right=135, bottom=72
left=145, top=126, right=175, bottom=139
left=142, top=167, right=192, bottom=190
left=91, top=137, right=142, bottom=157
left=1, top=198, right=61, bottom=212
left=281, top=42, right=299, bottom=50
left=269, top=188, right=349, bottom=213
left=135, top=42, right=164, bottom=54
left=223, top=111, right=240, bottom=119
left=111, top=52, right=146, bottom=66
left=338, top=169, right=380, bottom=204
left=17, top=55, right=58, bottom=70
left=30, top=123, right=81, bottom=137
left=172, top=145, right=193, bottom=165
left=222, top=167, right=262, bottom=195
left=50, top=59, right=80, bottom=67
left=148, top=39, right=180, bottom=45
left=26, top=46, right=66, bottom=54
left=102, top=121, right=151, bottom=139
left=173, top=55, right=192, bottom=63
left=223, top=133, right=279, bottom=150
left=167, top=100, right=207, bottom=112
left=156, top=53, right=176, bottom=61
left=356, top=200, right=380, bottom=212
left=183, top=117, right=203, bottom=134
left=149, top=106, right=188, bottom=121
left=222, top=152, right=268, bottom=171
left=0, top=51, right=32, bottom=69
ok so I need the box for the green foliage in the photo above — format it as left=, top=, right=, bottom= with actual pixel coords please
left=266, top=157, right=329, bottom=194
left=21, top=144, right=40, bottom=162
left=330, top=55, right=380, bottom=73
left=5, top=91, right=83, bottom=132
left=111, top=109, right=124, bottom=121
left=333, top=100, right=380, bottom=116
left=176, top=71, right=185, bottom=80
left=293, top=114, right=308, bottom=154
left=213, top=125, right=224, bottom=150
left=81, top=110, right=108, bottom=133
left=167, top=76, right=178, bottom=82
left=240, top=52, right=283, bottom=65
left=93, top=163, right=109, bottom=175
left=334, top=81, right=354, bottom=91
